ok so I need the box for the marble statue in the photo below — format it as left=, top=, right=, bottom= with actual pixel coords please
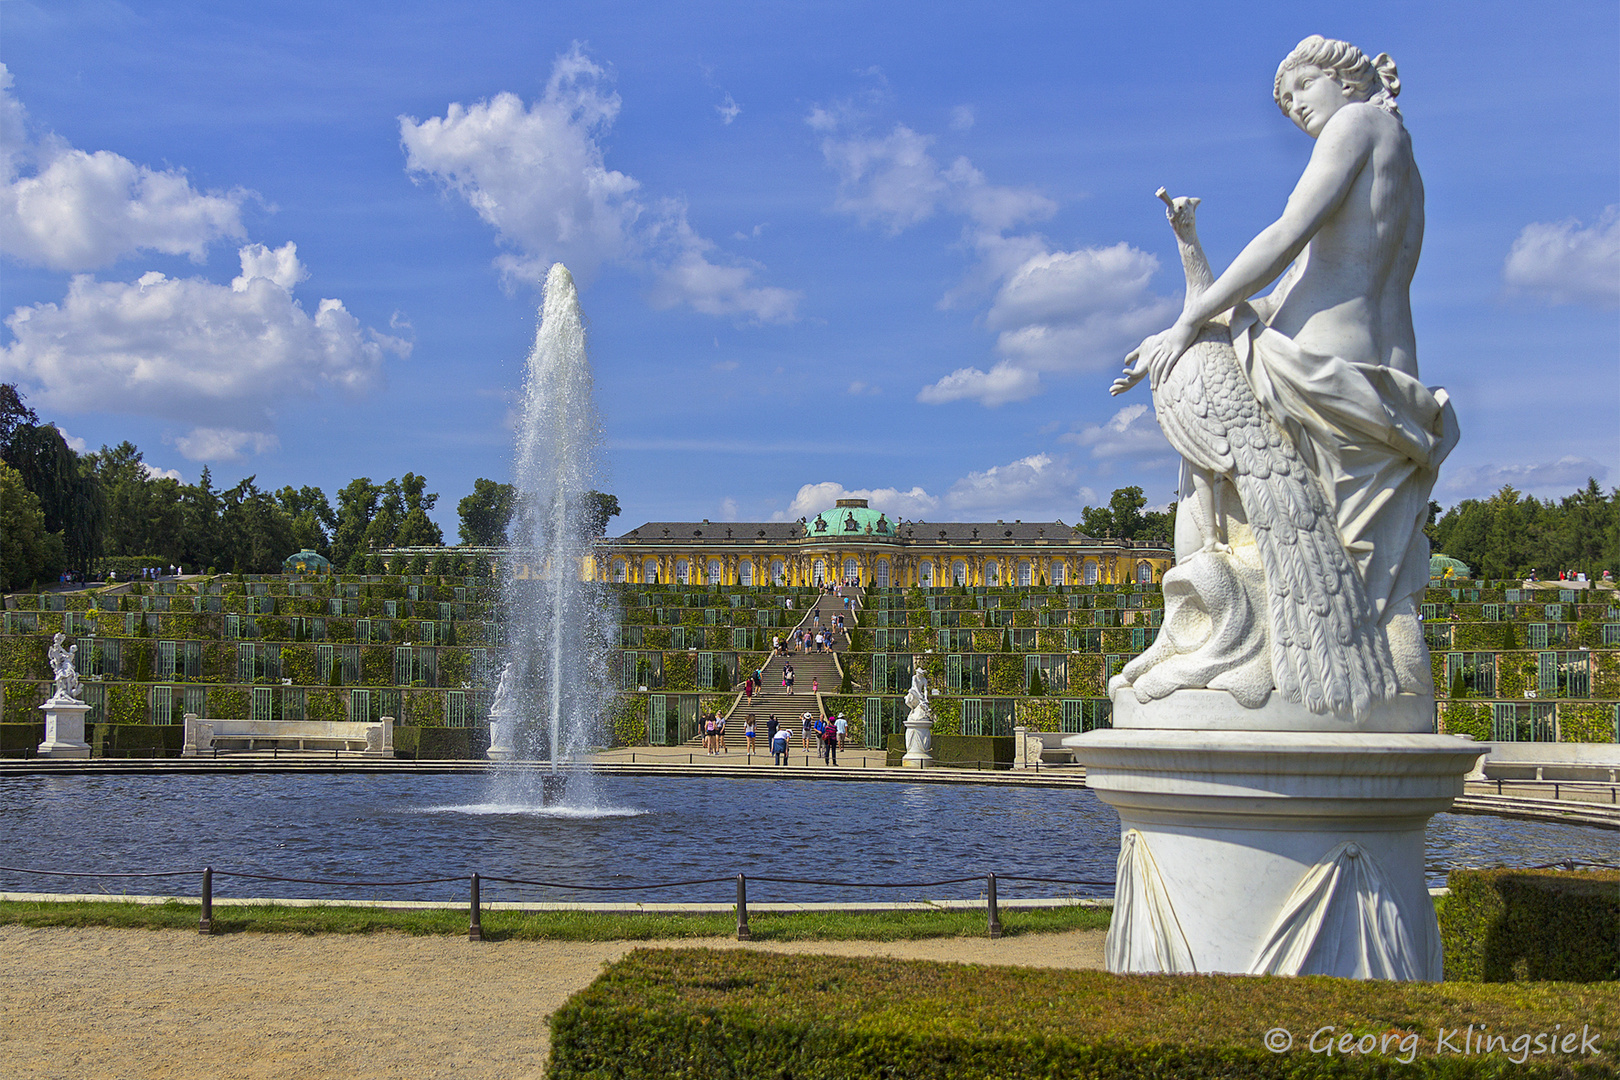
left=901, top=668, right=934, bottom=767
left=1110, top=34, right=1456, bottom=723
left=47, top=632, right=82, bottom=704
left=1070, top=37, right=1484, bottom=982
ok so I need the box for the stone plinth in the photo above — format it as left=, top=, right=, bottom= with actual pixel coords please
left=38, top=699, right=92, bottom=759
left=900, top=717, right=934, bottom=768
left=1067, top=692, right=1485, bottom=980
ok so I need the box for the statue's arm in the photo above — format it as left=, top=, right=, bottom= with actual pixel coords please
left=1179, top=111, right=1375, bottom=329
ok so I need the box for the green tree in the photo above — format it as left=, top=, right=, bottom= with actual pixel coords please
left=332, top=478, right=382, bottom=570
left=276, top=485, right=335, bottom=556
left=1, top=459, right=63, bottom=590
left=392, top=472, right=443, bottom=548
left=583, top=490, right=621, bottom=536
left=458, top=478, right=515, bottom=545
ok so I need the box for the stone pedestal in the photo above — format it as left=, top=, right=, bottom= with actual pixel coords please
left=900, top=716, right=933, bottom=768
left=38, top=699, right=92, bottom=759
left=1067, top=691, right=1485, bottom=980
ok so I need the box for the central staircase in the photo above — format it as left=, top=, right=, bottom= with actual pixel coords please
left=687, top=586, right=863, bottom=749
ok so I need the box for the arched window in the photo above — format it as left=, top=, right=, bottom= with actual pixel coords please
left=812, top=559, right=826, bottom=585
left=1137, top=560, right=1153, bottom=584
left=643, top=558, right=659, bottom=584
left=707, top=559, right=723, bottom=585
left=771, top=559, right=786, bottom=586
left=875, top=559, right=890, bottom=587
left=952, top=560, right=967, bottom=586
left=843, top=557, right=858, bottom=583
left=1083, top=561, right=1098, bottom=586
left=612, top=559, right=627, bottom=583
left=986, top=561, right=1000, bottom=586
left=1053, top=563, right=1066, bottom=586
left=1018, top=561, right=1032, bottom=586
left=918, top=562, right=934, bottom=587
left=739, top=561, right=753, bottom=587
left=676, top=559, right=690, bottom=584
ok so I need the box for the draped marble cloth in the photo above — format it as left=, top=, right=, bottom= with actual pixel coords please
left=1228, top=302, right=1459, bottom=624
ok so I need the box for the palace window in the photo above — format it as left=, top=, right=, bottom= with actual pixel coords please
left=675, top=560, right=690, bottom=584
left=843, top=558, right=858, bottom=583
left=771, top=559, right=786, bottom=586
left=739, top=561, right=753, bottom=587
left=1083, top=561, right=1099, bottom=586
left=707, top=559, right=722, bottom=586
left=643, top=558, right=658, bottom=584
left=1136, top=561, right=1153, bottom=584
left=875, top=560, right=890, bottom=587
left=1018, top=561, right=1032, bottom=586
left=918, top=562, right=934, bottom=587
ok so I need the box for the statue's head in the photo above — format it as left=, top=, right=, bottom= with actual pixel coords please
left=1274, top=36, right=1400, bottom=136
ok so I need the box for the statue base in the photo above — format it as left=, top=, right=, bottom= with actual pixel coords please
left=900, top=717, right=933, bottom=768
left=38, top=699, right=92, bottom=759
left=1066, top=692, right=1484, bottom=980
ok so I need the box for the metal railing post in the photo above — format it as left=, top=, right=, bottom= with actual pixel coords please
left=199, top=866, right=213, bottom=935
left=986, top=873, right=1002, bottom=939
left=469, top=873, right=483, bottom=941
left=736, top=873, right=751, bottom=940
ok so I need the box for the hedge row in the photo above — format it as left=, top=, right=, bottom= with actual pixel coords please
left=549, top=949, right=1618, bottom=1079
left=884, top=733, right=1015, bottom=768
left=1442, top=868, right=1619, bottom=983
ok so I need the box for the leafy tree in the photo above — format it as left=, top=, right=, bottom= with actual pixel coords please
left=332, top=478, right=382, bottom=570
left=392, top=472, right=443, bottom=548
left=583, top=490, right=621, bottom=536
left=1079, top=486, right=1174, bottom=545
left=276, top=485, right=335, bottom=556
left=458, top=478, right=516, bottom=545
left=1, top=460, right=64, bottom=590
left=2, top=385, right=103, bottom=575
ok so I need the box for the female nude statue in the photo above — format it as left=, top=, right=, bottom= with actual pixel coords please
left=1111, top=37, right=1457, bottom=717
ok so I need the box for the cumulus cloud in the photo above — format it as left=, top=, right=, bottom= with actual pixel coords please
left=1442, top=456, right=1610, bottom=500
left=776, top=455, right=1102, bottom=523
left=0, top=245, right=408, bottom=461
left=140, top=462, right=184, bottom=481
left=941, top=453, right=1098, bottom=517
left=1060, top=403, right=1174, bottom=464
left=401, top=44, right=797, bottom=322
left=0, top=64, right=248, bottom=271
left=716, top=94, right=740, bottom=125
left=916, top=362, right=1039, bottom=406
left=1502, top=205, right=1619, bottom=308
left=779, top=481, right=940, bottom=521
left=813, top=105, right=1175, bottom=406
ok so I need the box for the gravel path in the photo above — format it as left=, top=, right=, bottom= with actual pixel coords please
left=0, top=925, right=1106, bottom=1079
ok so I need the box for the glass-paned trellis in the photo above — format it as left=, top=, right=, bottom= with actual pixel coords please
left=1061, top=698, right=1111, bottom=733
left=1491, top=702, right=1556, bottom=742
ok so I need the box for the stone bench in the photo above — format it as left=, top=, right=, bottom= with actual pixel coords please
left=182, top=713, right=394, bottom=757
left=1472, top=740, right=1620, bottom=784
left=1013, top=727, right=1078, bottom=769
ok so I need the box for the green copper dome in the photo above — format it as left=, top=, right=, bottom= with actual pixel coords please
left=807, top=498, right=896, bottom=539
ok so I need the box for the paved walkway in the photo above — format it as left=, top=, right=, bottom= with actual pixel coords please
left=0, top=923, right=1106, bottom=1079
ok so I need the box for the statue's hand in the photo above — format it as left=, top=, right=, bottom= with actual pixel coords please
left=1135, top=318, right=1199, bottom=390
left=1111, top=353, right=1148, bottom=396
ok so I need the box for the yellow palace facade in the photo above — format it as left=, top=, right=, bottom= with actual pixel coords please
left=591, top=498, right=1173, bottom=589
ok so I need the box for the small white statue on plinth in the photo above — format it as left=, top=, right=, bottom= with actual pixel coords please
left=901, top=668, right=934, bottom=768
left=485, top=662, right=518, bottom=761
left=1069, top=36, right=1484, bottom=982
left=39, top=632, right=92, bottom=759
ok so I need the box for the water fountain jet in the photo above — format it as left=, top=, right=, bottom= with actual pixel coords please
left=485, top=264, right=618, bottom=808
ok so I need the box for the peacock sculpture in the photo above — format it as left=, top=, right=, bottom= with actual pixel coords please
left=1112, top=190, right=1398, bottom=719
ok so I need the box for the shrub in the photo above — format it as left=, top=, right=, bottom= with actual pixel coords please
left=1558, top=703, right=1617, bottom=743
left=1441, top=867, right=1619, bottom=982
left=549, top=949, right=1617, bottom=1080
left=1439, top=700, right=1490, bottom=741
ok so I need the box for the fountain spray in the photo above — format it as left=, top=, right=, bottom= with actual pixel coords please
left=486, top=264, right=618, bottom=805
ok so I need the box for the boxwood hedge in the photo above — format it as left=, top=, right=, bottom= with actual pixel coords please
left=549, top=949, right=1618, bottom=1079
left=1442, top=868, right=1619, bottom=983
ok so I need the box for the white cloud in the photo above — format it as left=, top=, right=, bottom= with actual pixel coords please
left=401, top=44, right=796, bottom=322
left=1502, top=205, right=1619, bottom=308
left=1441, top=456, right=1610, bottom=500
left=232, top=242, right=309, bottom=292
left=846, top=380, right=880, bottom=396
left=1060, top=403, right=1174, bottom=463
left=139, top=462, right=184, bottom=481
left=0, top=247, right=407, bottom=460
left=719, top=496, right=739, bottom=520
left=949, top=105, right=975, bottom=132
left=942, top=453, right=1098, bottom=517
left=917, top=361, right=1040, bottom=406
left=779, top=481, right=940, bottom=521
left=716, top=93, right=740, bottom=125
left=813, top=105, right=1175, bottom=406
left=52, top=425, right=86, bottom=453
left=775, top=455, right=1103, bottom=523
left=170, top=428, right=281, bottom=462
left=0, top=64, right=248, bottom=271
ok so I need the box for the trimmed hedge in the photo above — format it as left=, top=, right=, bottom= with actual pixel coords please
left=391, top=725, right=490, bottom=759
left=885, top=733, right=1013, bottom=768
left=90, top=722, right=185, bottom=755
left=1441, top=868, right=1619, bottom=983
left=0, top=720, right=42, bottom=751
left=549, top=949, right=1619, bottom=1079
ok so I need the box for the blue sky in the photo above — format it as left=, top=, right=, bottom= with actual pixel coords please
left=2, top=0, right=1615, bottom=535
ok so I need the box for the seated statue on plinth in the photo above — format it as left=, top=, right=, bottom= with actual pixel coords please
left=1110, top=35, right=1456, bottom=723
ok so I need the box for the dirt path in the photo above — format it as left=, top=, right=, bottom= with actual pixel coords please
left=0, top=925, right=1106, bottom=1079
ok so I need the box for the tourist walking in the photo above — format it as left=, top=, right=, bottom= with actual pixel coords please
left=811, top=676, right=818, bottom=696
left=784, top=663, right=795, bottom=695
left=766, top=713, right=778, bottom=747
left=703, top=714, right=714, bottom=755
left=716, top=714, right=727, bottom=754
left=745, top=714, right=757, bottom=753
left=836, top=713, right=848, bottom=747
left=821, top=719, right=838, bottom=765
left=801, top=711, right=815, bottom=750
